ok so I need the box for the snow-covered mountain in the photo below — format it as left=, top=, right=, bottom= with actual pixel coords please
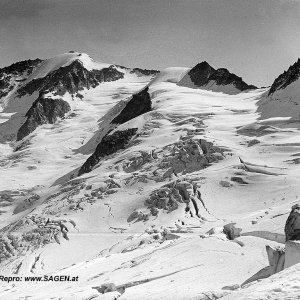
left=178, top=61, right=257, bottom=94
left=0, top=53, right=300, bottom=300
left=0, top=52, right=158, bottom=143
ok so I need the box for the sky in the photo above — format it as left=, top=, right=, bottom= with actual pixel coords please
left=0, top=0, right=300, bottom=87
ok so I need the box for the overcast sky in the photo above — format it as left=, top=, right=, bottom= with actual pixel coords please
left=1, top=0, right=300, bottom=86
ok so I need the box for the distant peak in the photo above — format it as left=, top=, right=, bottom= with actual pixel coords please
left=178, top=60, right=256, bottom=93
left=193, top=61, right=215, bottom=72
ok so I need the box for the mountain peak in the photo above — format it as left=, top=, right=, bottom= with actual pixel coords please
left=190, top=61, right=215, bottom=75
left=25, top=52, right=112, bottom=82
left=194, top=61, right=214, bottom=69
left=17, top=57, right=125, bottom=100
left=178, top=61, right=256, bottom=94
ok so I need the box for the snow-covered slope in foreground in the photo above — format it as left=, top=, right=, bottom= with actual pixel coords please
left=0, top=57, right=300, bottom=300
left=221, top=262, right=300, bottom=300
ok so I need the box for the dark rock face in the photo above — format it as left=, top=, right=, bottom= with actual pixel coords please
left=17, top=60, right=124, bottom=97
left=111, top=87, right=151, bottom=124
left=0, top=59, right=42, bottom=76
left=180, top=61, right=257, bottom=91
left=17, top=77, right=44, bottom=97
left=0, top=59, right=42, bottom=99
left=17, top=95, right=71, bottom=141
left=78, top=128, right=138, bottom=175
left=185, top=61, right=216, bottom=87
left=78, top=87, right=151, bottom=175
left=130, top=68, right=159, bottom=76
left=285, top=204, right=300, bottom=242
left=269, top=58, right=300, bottom=95
left=91, top=66, right=124, bottom=84
left=209, top=68, right=257, bottom=91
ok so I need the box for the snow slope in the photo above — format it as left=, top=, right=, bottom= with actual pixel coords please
left=257, top=58, right=300, bottom=123
left=0, top=54, right=300, bottom=300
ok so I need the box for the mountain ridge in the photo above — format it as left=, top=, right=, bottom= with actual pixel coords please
left=268, top=58, right=300, bottom=95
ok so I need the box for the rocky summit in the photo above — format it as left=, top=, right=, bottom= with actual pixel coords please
left=17, top=60, right=124, bottom=98
left=178, top=61, right=257, bottom=93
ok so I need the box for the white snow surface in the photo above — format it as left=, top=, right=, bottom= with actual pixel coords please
left=150, top=67, right=190, bottom=85
left=258, top=78, right=300, bottom=122
left=0, top=54, right=300, bottom=300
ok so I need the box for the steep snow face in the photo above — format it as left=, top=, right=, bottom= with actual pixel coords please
left=178, top=61, right=257, bottom=94
left=1, top=54, right=300, bottom=300
left=221, top=262, right=300, bottom=300
left=257, top=59, right=300, bottom=122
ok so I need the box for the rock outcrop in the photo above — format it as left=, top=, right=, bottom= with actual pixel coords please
left=284, top=204, right=300, bottom=242
left=78, top=128, right=138, bottom=175
left=78, top=87, right=152, bottom=175
left=17, top=60, right=124, bottom=97
left=17, top=95, right=71, bottom=141
left=111, top=87, right=151, bottom=124
left=0, top=58, right=42, bottom=99
left=268, top=58, right=300, bottom=95
left=178, top=61, right=257, bottom=92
